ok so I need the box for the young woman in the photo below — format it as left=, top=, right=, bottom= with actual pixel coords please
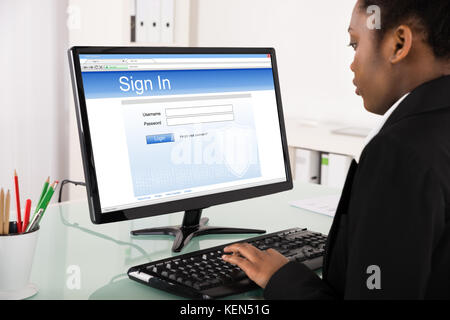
left=222, top=0, right=450, bottom=299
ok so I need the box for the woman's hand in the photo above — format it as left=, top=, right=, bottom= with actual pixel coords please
left=222, top=242, right=289, bottom=288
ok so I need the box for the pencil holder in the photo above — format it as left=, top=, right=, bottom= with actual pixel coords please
left=0, top=225, right=39, bottom=300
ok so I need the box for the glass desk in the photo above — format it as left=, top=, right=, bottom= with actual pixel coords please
left=29, top=182, right=337, bottom=300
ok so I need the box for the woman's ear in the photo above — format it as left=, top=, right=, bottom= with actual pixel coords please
left=389, top=25, right=413, bottom=64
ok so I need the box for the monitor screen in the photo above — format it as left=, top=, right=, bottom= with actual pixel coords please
left=76, top=52, right=288, bottom=214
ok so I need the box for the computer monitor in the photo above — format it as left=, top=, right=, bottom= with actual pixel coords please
left=69, top=47, right=292, bottom=252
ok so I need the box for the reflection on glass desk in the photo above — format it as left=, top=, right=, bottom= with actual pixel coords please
left=29, top=182, right=337, bottom=300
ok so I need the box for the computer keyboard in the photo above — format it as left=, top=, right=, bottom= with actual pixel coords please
left=128, top=227, right=327, bottom=299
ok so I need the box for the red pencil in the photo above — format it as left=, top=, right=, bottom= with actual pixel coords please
left=14, top=170, right=23, bottom=233
left=23, top=199, right=32, bottom=232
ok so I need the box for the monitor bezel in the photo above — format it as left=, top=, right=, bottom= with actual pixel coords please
left=68, top=46, right=293, bottom=224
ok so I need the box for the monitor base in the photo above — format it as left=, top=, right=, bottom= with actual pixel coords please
left=130, top=209, right=266, bottom=252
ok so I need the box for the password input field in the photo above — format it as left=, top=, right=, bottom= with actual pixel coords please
left=165, top=105, right=233, bottom=117
left=166, top=113, right=234, bottom=126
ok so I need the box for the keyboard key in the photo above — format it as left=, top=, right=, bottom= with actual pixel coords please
left=147, top=265, right=158, bottom=273
left=168, top=273, right=177, bottom=280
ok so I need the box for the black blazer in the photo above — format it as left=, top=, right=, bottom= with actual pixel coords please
left=264, top=75, right=450, bottom=299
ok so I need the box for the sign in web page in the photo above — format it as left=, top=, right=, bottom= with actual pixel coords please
left=80, top=54, right=287, bottom=212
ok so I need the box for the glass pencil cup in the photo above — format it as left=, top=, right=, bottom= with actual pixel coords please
left=0, top=225, right=39, bottom=299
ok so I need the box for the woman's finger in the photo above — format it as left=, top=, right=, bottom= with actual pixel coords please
left=223, top=243, right=262, bottom=263
left=222, top=253, right=254, bottom=274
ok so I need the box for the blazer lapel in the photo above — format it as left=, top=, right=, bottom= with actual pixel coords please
left=381, top=75, right=450, bottom=133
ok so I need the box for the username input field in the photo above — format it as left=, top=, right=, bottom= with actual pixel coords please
left=166, top=113, right=234, bottom=126
left=165, top=104, right=233, bottom=117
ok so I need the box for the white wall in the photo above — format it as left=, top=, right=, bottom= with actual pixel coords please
left=66, top=0, right=133, bottom=201
left=191, top=0, right=381, bottom=127
left=0, top=0, right=69, bottom=209
left=66, top=0, right=191, bottom=201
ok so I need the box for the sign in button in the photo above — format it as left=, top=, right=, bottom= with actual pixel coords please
left=146, top=133, right=175, bottom=144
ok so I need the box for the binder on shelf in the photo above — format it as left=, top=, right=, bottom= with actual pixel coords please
left=160, top=0, right=174, bottom=44
left=320, top=153, right=329, bottom=186
left=328, top=153, right=352, bottom=189
left=136, top=0, right=162, bottom=43
left=294, top=149, right=320, bottom=184
left=135, top=0, right=148, bottom=42
left=147, top=0, right=162, bottom=43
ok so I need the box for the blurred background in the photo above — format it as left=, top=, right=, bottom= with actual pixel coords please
left=0, top=0, right=380, bottom=206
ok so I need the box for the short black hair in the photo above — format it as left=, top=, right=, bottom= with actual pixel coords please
left=360, top=0, right=450, bottom=59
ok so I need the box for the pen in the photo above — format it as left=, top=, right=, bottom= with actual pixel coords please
left=23, top=199, right=32, bottom=232
left=25, top=181, right=58, bottom=232
left=28, top=177, right=50, bottom=232
left=0, top=188, right=4, bottom=235
left=9, top=221, right=18, bottom=234
left=14, top=170, right=23, bottom=233
left=4, top=190, right=10, bottom=235
left=26, top=208, right=43, bottom=233
left=36, top=181, right=58, bottom=225
left=36, top=176, right=50, bottom=213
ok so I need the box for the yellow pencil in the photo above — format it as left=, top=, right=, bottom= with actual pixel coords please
left=0, top=188, right=4, bottom=235
left=4, top=190, right=10, bottom=235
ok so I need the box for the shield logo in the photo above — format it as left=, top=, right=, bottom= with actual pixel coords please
left=222, top=125, right=257, bottom=177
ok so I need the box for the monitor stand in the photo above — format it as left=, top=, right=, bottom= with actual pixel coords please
left=130, top=208, right=266, bottom=252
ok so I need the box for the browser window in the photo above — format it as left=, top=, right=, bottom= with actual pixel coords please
left=79, top=54, right=287, bottom=212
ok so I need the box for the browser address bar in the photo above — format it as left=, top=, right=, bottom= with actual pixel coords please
left=129, top=63, right=270, bottom=69
left=81, top=58, right=269, bottom=65
left=151, top=58, right=270, bottom=64
left=80, top=63, right=271, bottom=70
